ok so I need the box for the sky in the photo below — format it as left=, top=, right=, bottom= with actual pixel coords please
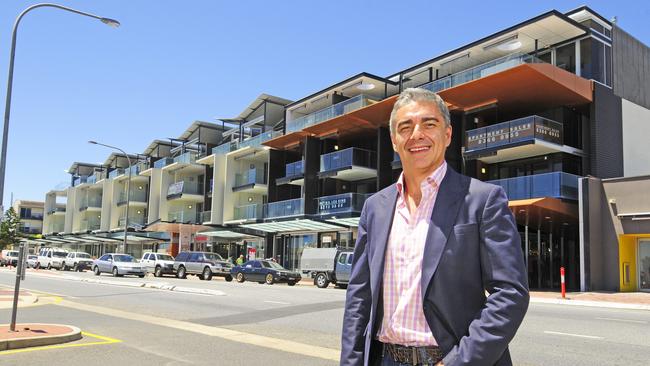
left=0, top=0, right=648, bottom=209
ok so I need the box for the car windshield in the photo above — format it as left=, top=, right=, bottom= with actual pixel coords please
left=8, top=251, right=18, bottom=256
left=113, top=255, right=136, bottom=262
left=53, top=252, right=68, bottom=258
left=76, top=253, right=91, bottom=259
left=204, top=253, right=223, bottom=261
left=263, top=261, right=285, bottom=270
left=157, top=254, right=174, bottom=261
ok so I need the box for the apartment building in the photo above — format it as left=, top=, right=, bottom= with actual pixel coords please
left=13, top=200, right=44, bottom=235
left=36, top=6, right=648, bottom=291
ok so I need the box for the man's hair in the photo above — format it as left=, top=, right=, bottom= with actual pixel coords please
left=389, top=88, right=451, bottom=135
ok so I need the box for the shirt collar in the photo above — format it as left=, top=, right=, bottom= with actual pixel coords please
left=396, top=161, right=447, bottom=198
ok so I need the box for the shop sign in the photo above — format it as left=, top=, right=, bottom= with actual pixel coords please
left=318, top=196, right=351, bottom=214
left=247, top=247, right=256, bottom=260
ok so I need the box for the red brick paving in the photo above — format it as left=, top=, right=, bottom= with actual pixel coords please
left=0, top=324, right=74, bottom=340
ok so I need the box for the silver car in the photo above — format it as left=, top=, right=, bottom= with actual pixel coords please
left=92, top=253, right=145, bottom=278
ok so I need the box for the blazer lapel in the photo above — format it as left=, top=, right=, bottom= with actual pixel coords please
left=421, top=167, right=467, bottom=299
left=370, top=185, right=398, bottom=306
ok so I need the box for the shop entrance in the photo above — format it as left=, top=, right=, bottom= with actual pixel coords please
left=639, top=240, right=650, bottom=292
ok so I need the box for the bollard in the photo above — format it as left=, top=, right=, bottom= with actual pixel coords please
left=560, top=267, right=566, bottom=299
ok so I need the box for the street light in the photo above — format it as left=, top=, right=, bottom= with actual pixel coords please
left=0, top=3, right=120, bottom=213
left=89, top=141, right=131, bottom=253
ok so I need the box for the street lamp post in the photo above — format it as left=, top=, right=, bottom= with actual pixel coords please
left=0, top=3, right=120, bottom=213
left=89, top=141, right=131, bottom=253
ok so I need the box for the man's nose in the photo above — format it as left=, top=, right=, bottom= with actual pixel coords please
left=411, top=123, right=425, bottom=139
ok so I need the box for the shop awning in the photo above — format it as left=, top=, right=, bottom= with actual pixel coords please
left=239, top=219, right=346, bottom=233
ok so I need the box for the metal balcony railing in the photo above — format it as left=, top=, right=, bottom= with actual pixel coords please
left=239, top=130, right=281, bottom=150
left=265, top=198, right=304, bottom=219
left=108, top=168, right=125, bottom=179
left=234, top=168, right=266, bottom=187
left=233, top=204, right=264, bottom=221
left=320, top=147, right=377, bottom=172
left=487, top=172, right=580, bottom=201
left=212, top=141, right=239, bottom=155
left=168, top=211, right=200, bottom=224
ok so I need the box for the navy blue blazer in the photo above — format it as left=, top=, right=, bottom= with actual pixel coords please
left=341, top=166, right=529, bottom=366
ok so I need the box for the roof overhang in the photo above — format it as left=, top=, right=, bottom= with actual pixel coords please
left=143, top=221, right=211, bottom=234
left=509, top=197, right=578, bottom=227
left=239, top=218, right=347, bottom=233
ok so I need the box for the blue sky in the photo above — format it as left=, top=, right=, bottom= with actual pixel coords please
left=0, top=0, right=648, bottom=208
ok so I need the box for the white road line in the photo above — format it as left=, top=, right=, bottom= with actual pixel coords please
left=264, top=300, right=291, bottom=305
left=543, top=331, right=604, bottom=340
left=596, top=317, right=648, bottom=324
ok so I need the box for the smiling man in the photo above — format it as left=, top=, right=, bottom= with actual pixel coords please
left=341, top=88, right=529, bottom=366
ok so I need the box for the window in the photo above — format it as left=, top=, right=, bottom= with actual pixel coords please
left=175, top=252, right=189, bottom=261
left=555, top=43, right=576, bottom=74
left=189, top=253, right=201, bottom=262
left=99, top=254, right=110, bottom=261
left=338, top=254, right=347, bottom=265
left=347, top=254, right=354, bottom=265
left=143, top=253, right=150, bottom=260
left=580, top=37, right=606, bottom=84
left=253, top=261, right=262, bottom=268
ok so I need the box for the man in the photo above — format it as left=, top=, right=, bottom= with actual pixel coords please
left=341, top=88, right=529, bottom=366
left=236, top=255, right=245, bottom=266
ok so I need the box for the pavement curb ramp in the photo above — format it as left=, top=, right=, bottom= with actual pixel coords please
left=0, top=324, right=82, bottom=351
left=530, top=297, right=650, bottom=311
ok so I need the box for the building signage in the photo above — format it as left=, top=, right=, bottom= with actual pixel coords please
left=534, top=118, right=562, bottom=144
left=508, top=118, right=535, bottom=143
left=318, top=196, right=351, bottom=214
left=465, top=116, right=563, bottom=152
left=465, top=129, right=487, bottom=152
left=167, top=181, right=184, bottom=196
left=485, top=124, right=512, bottom=149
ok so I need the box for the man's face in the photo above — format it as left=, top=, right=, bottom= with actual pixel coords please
left=391, top=100, right=451, bottom=176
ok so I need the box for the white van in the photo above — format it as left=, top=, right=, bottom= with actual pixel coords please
left=37, top=247, right=69, bottom=270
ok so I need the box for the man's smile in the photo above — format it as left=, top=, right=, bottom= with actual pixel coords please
left=407, top=146, right=431, bottom=154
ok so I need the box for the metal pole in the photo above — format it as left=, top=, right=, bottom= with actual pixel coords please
left=10, top=243, right=25, bottom=331
left=0, top=3, right=119, bottom=211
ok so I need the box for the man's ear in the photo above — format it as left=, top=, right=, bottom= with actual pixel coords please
left=445, top=125, right=452, bottom=147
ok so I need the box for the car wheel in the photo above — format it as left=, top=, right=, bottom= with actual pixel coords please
left=154, top=266, right=162, bottom=277
left=112, top=267, right=119, bottom=277
left=47, top=263, right=52, bottom=270
left=72, top=263, right=78, bottom=272
left=315, top=273, right=329, bottom=288
left=177, top=266, right=187, bottom=279
left=265, top=274, right=274, bottom=285
left=93, top=266, right=100, bottom=276
left=236, top=272, right=245, bottom=283
left=224, top=275, right=233, bottom=282
left=202, top=267, right=213, bottom=281
left=61, top=262, right=67, bottom=271
left=138, top=274, right=145, bottom=278
left=287, top=281, right=296, bottom=286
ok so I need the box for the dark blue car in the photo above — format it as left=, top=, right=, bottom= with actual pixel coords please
left=231, top=260, right=301, bottom=286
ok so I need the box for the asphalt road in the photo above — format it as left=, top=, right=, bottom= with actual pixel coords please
left=1, top=267, right=649, bottom=365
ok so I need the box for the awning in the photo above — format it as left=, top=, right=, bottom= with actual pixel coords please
left=326, top=217, right=361, bottom=227
left=199, top=230, right=254, bottom=239
left=143, top=221, right=211, bottom=234
left=239, top=219, right=346, bottom=233
left=80, top=235, right=123, bottom=243
left=111, top=233, right=162, bottom=244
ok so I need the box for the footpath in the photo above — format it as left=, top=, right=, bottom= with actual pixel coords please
left=530, top=290, right=650, bottom=310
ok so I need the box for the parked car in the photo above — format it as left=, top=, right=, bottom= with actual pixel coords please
left=37, top=247, right=69, bottom=270
left=0, top=250, right=9, bottom=266
left=62, top=252, right=93, bottom=272
left=92, top=253, right=145, bottom=277
left=299, top=247, right=353, bottom=288
left=0, top=250, right=19, bottom=267
left=173, top=251, right=233, bottom=281
left=27, top=255, right=38, bottom=268
left=140, top=252, right=175, bottom=277
left=231, top=260, right=301, bottom=286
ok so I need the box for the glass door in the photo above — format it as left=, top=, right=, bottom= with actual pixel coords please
left=639, top=240, right=650, bottom=292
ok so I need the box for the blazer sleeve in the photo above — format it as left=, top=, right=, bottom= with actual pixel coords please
left=340, top=203, right=372, bottom=366
left=443, top=186, right=530, bottom=366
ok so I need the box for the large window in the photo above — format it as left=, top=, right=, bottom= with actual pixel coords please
left=555, top=43, right=576, bottom=74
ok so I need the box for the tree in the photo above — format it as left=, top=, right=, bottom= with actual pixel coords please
left=0, top=207, right=21, bottom=250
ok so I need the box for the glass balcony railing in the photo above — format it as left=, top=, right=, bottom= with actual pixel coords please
left=234, top=168, right=266, bottom=187
left=287, top=94, right=377, bottom=133
left=79, top=196, right=102, bottom=210
left=487, top=172, right=580, bottom=201
left=201, top=210, right=212, bottom=223
left=420, top=52, right=543, bottom=93
left=284, top=160, right=304, bottom=178
left=47, top=207, right=66, bottom=215
left=239, top=130, right=281, bottom=150
left=117, top=190, right=147, bottom=205
left=72, top=176, right=88, bottom=187
left=80, top=219, right=101, bottom=232
left=118, top=216, right=146, bottom=227
left=233, top=204, right=264, bottom=221
left=19, top=227, right=41, bottom=234
left=20, top=213, right=44, bottom=220
left=465, top=115, right=563, bottom=153
left=212, top=141, right=239, bottom=155
left=166, top=180, right=203, bottom=198
left=173, top=151, right=198, bottom=165
left=48, top=223, right=64, bottom=234
left=317, top=193, right=371, bottom=215
left=154, top=158, right=174, bottom=169
left=126, top=162, right=149, bottom=176
left=320, top=147, right=377, bottom=172
left=87, top=174, right=100, bottom=184
left=108, top=168, right=125, bottom=180
left=168, top=211, right=200, bottom=224
left=265, top=198, right=304, bottom=219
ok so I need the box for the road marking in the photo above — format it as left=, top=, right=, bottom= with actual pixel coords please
left=55, top=299, right=340, bottom=361
left=0, top=331, right=122, bottom=355
left=596, top=317, right=648, bottom=324
left=264, top=300, right=291, bottom=305
left=543, top=331, right=604, bottom=340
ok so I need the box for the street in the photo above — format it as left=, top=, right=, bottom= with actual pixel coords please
left=1, top=268, right=649, bottom=365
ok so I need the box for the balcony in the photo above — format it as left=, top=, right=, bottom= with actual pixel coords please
left=233, top=168, right=267, bottom=193
left=319, top=147, right=377, bottom=181
left=154, top=158, right=174, bottom=169
left=47, top=223, right=64, bottom=234
left=108, top=168, right=125, bottom=180
left=265, top=198, right=304, bottom=219
left=277, top=160, right=304, bottom=186
left=317, top=193, right=370, bottom=216
left=20, top=213, right=44, bottom=221
left=72, top=176, right=88, bottom=187
left=159, top=152, right=203, bottom=174
left=287, top=94, right=377, bottom=134
left=464, top=115, right=580, bottom=164
left=487, top=172, right=580, bottom=201
left=239, top=130, right=281, bottom=150
left=80, top=219, right=101, bottom=232
left=212, top=141, right=239, bottom=156
left=420, top=52, right=542, bottom=93
left=168, top=211, right=200, bottom=224
left=47, top=207, right=66, bottom=215
left=118, top=216, right=147, bottom=228
left=79, top=196, right=102, bottom=211
left=232, top=204, right=264, bottom=222
left=19, top=227, right=41, bottom=234
left=117, top=190, right=148, bottom=206
left=201, top=210, right=212, bottom=223
left=166, top=180, right=204, bottom=202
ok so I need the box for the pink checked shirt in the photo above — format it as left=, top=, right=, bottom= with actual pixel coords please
left=378, top=161, right=447, bottom=346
